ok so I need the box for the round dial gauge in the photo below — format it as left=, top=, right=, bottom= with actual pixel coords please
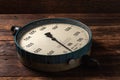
left=12, top=18, right=92, bottom=72
left=19, top=23, right=89, bottom=55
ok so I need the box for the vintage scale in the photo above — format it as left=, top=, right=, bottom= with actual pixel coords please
left=11, top=18, right=97, bottom=72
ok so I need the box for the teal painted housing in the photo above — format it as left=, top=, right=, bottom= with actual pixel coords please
left=13, top=18, right=92, bottom=64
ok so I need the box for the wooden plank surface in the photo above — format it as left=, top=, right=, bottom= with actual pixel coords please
left=0, top=14, right=120, bottom=80
left=0, top=0, right=120, bottom=13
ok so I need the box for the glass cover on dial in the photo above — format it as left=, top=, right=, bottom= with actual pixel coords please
left=19, top=23, right=89, bottom=55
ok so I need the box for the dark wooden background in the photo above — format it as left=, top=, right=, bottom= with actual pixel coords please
left=0, top=0, right=120, bottom=13
left=0, top=0, right=120, bottom=80
left=1, top=13, right=120, bottom=80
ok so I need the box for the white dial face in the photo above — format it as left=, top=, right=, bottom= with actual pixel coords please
left=19, top=23, right=89, bottom=55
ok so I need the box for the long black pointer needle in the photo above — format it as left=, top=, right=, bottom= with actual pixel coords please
left=45, top=32, right=72, bottom=52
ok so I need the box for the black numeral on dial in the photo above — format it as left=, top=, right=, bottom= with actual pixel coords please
left=52, top=25, right=58, bottom=30
left=40, top=27, right=46, bottom=31
left=47, top=50, right=54, bottom=55
left=65, top=27, right=72, bottom=31
left=73, top=31, right=80, bottom=36
left=34, top=48, right=42, bottom=53
left=77, top=38, right=83, bottom=42
left=26, top=43, right=34, bottom=48
left=24, top=36, right=31, bottom=41
left=29, top=30, right=36, bottom=35
left=67, top=42, right=73, bottom=46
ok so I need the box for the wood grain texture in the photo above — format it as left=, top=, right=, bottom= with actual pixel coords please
left=0, top=14, right=120, bottom=79
left=0, top=0, right=120, bottom=13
